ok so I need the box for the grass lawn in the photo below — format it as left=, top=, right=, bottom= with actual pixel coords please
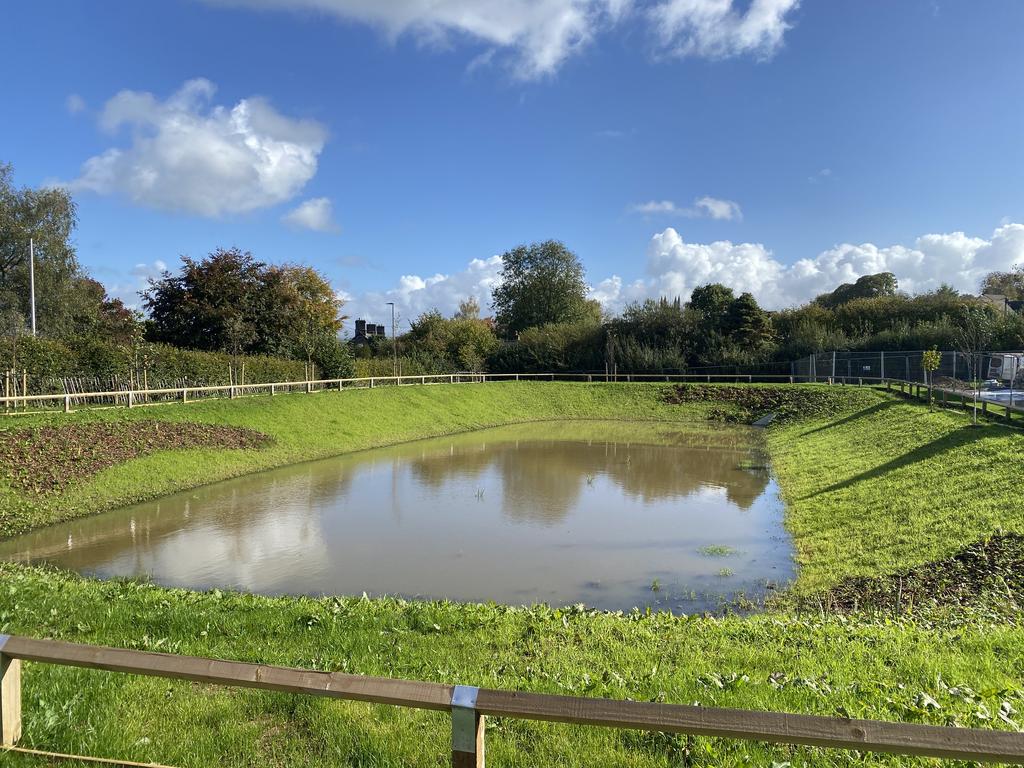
left=0, top=382, right=1022, bottom=766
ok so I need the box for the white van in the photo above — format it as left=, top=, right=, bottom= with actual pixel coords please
left=987, top=353, right=1023, bottom=384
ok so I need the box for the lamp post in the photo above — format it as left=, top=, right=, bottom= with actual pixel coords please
left=386, top=302, right=397, bottom=377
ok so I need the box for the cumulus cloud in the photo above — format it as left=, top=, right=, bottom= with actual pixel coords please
left=650, top=0, right=800, bottom=59
left=65, top=78, right=326, bottom=217
left=341, top=255, right=504, bottom=332
left=593, top=223, right=1024, bottom=312
left=630, top=195, right=742, bottom=220
left=338, top=222, right=1024, bottom=330
left=66, top=94, right=86, bottom=115
left=282, top=197, right=340, bottom=232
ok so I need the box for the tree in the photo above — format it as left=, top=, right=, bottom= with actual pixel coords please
left=280, top=265, right=345, bottom=373
left=455, top=297, right=481, bottom=320
left=955, top=305, right=994, bottom=425
left=922, top=346, right=942, bottom=405
left=815, top=272, right=898, bottom=309
left=405, top=309, right=498, bottom=371
left=980, top=265, right=1024, bottom=300
left=143, top=248, right=264, bottom=354
left=0, top=162, right=130, bottom=341
left=725, top=292, right=774, bottom=348
left=491, top=240, right=591, bottom=337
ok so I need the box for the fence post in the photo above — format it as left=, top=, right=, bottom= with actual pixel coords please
left=182, top=388, right=188, bottom=403
left=64, top=394, right=71, bottom=413
left=128, top=390, right=135, bottom=408
left=451, top=686, right=484, bottom=767
left=369, top=379, right=374, bottom=389
left=306, top=380, right=312, bottom=394
left=0, top=637, right=22, bottom=746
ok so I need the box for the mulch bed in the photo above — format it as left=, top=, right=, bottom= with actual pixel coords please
left=797, top=535, right=1024, bottom=616
left=0, top=420, right=270, bottom=495
left=662, top=384, right=863, bottom=423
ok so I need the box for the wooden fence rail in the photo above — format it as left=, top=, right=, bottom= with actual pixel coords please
left=0, top=635, right=1022, bottom=766
left=1, top=372, right=1021, bottom=426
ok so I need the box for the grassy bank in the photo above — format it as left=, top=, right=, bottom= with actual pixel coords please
left=1, top=382, right=1023, bottom=765
left=0, top=563, right=1021, bottom=767
left=767, top=392, right=1024, bottom=593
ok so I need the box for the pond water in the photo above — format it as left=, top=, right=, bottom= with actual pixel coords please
left=0, top=421, right=794, bottom=613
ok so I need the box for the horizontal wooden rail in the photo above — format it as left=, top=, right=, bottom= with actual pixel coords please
left=1, top=635, right=1022, bottom=765
left=2, top=370, right=1020, bottom=423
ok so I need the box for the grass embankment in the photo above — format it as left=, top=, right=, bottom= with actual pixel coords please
left=767, top=391, right=1024, bottom=594
left=0, top=382, right=1023, bottom=766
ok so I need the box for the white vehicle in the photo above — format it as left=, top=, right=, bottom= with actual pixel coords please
left=987, top=353, right=1024, bottom=385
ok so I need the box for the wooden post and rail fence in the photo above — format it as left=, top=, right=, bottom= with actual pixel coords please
left=0, top=634, right=1022, bottom=766
left=1, top=370, right=1021, bottom=425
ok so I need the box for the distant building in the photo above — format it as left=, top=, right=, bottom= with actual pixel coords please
left=350, top=319, right=388, bottom=348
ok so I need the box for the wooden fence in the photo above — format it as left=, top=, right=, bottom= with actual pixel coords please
left=0, top=635, right=1022, bottom=766
left=1, top=371, right=1021, bottom=427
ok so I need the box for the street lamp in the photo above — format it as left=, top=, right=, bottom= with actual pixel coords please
left=386, top=302, right=397, bottom=377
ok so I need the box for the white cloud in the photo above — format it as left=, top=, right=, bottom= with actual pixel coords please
left=66, top=94, right=86, bottom=115
left=341, top=255, right=504, bottom=332
left=630, top=195, right=742, bottom=220
left=203, top=0, right=797, bottom=78
left=338, top=222, right=1024, bottom=332
left=592, top=222, right=1024, bottom=313
left=65, top=78, right=327, bottom=217
left=282, top=197, right=340, bottom=232
left=204, top=0, right=626, bottom=79
left=650, top=0, right=800, bottom=59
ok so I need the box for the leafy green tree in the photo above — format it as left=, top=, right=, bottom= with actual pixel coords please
left=491, top=240, right=591, bottom=337
left=815, top=272, right=898, bottom=309
left=143, top=248, right=263, bottom=353
left=0, top=162, right=133, bottom=341
left=980, top=265, right=1024, bottom=299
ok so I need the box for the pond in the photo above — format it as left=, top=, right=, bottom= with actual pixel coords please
left=0, top=421, right=794, bottom=613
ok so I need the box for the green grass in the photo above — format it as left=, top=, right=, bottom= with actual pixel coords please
left=1, top=382, right=1023, bottom=766
left=0, top=564, right=1021, bottom=767
left=767, top=393, right=1024, bottom=593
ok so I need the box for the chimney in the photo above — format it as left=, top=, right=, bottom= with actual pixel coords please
left=367, top=323, right=377, bottom=336
left=355, top=319, right=366, bottom=336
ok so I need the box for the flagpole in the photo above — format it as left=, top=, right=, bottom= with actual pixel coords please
left=29, top=237, right=37, bottom=337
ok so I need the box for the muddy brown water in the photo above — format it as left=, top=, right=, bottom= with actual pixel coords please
left=0, top=421, right=794, bottom=613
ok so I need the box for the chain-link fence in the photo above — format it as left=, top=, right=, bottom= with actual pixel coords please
left=792, top=350, right=1023, bottom=387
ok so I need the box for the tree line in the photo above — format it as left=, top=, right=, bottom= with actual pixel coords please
left=3, top=161, right=1023, bottom=384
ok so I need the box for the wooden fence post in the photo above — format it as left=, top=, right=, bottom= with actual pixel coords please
left=128, top=390, right=135, bottom=408
left=452, top=686, right=484, bottom=767
left=64, top=394, right=71, bottom=413
left=0, top=639, right=22, bottom=746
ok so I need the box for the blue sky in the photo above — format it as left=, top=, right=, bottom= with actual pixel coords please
left=4, top=0, right=1024, bottom=331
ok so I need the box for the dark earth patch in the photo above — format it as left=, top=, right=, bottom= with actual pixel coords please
left=662, top=384, right=874, bottom=423
left=794, top=535, right=1024, bottom=619
left=0, top=420, right=270, bottom=494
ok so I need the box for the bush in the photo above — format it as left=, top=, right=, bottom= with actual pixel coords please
left=0, top=336, right=307, bottom=390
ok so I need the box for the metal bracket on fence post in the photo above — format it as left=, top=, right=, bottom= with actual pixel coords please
left=452, top=685, right=484, bottom=767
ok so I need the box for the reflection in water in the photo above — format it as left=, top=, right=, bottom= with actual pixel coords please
left=0, top=421, right=794, bottom=612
